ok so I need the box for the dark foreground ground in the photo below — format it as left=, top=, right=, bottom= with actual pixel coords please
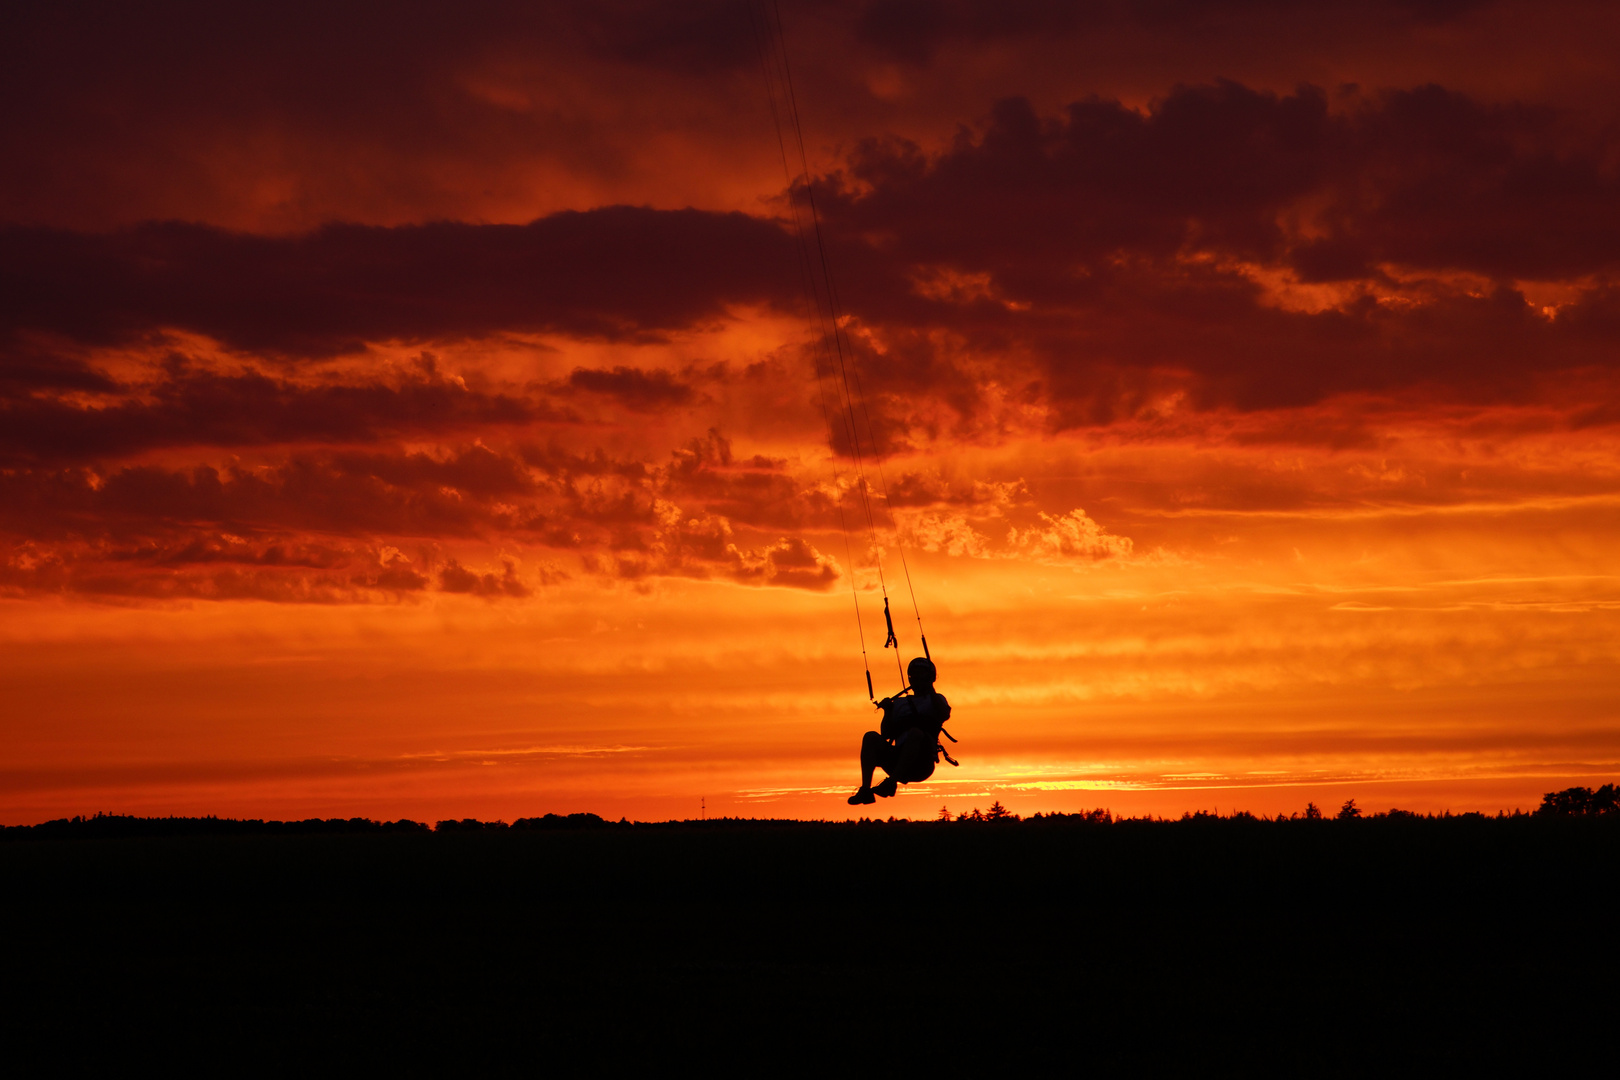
left=4, top=814, right=1617, bottom=1074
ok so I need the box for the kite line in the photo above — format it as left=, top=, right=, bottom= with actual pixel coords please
left=746, top=0, right=931, bottom=698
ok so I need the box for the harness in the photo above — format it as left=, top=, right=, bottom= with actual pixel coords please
left=879, top=685, right=960, bottom=769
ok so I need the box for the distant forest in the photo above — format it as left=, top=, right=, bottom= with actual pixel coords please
left=4, top=784, right=1614, bottom=838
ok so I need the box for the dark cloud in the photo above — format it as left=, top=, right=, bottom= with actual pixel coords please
left=328, top=443, right=537, bottom=499
left=103, top=535, right=352, bottom=569
left=0, top=208, right=795, bottom=355
left=13, top=2, right=1620, bottom=615
left=853, top=0, right=1498, bottom=64
left=0, top=521, right=567, bottom=604
left=0, top=458, right=498, bottom=544
left=7, top=79, right=1620, bottom=439
left=0, top=361, right=546, bottom=464
left=438, top=558, right=532, bottom=599
left=886, top=471, right=1030, bottom=508
left=661, top=430, right=813, bottom=529
left=0, top=341, right=119, bottom=394
left=566, top=366, right=697, bottom=410
left=0, top=541, right=430, bottom=604
left=802, top=81, right=1620, bottom=424
left=6, top=0, right=1614, bottom=246
left=0, top=431, right=862, bottom=601
left=1014, top=268, right=1600, bottom=417
left=855, top=0, right=1099, bottom=64
left=0, top=1, right=780, bottom=230
left=591, top=527, right=842, bottom=592
left=574, top=0, right=762, bottom=74
left=755, top=536, right=842, bottom=590
left=357, top=554, right=431, bottom=592
left=824, top=81, right=1620, bottom=289
left=1317, top=85, right=1620, bottom=280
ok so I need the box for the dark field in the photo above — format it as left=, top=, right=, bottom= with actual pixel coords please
left=4, top=814, right=1617, bottom=1074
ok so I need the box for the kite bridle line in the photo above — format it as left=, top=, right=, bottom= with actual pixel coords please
left=747, top=0, right=930, bottom=697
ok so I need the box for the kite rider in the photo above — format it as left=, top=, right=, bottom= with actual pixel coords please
left=848, top=656, right=954, bottom=805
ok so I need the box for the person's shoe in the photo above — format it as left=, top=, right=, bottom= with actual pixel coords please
left=847, top=787, right=876, bottom=805
left=873, top=777, right=898, bottom=798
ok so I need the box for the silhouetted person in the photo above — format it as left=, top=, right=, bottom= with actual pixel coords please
left=849, top=656, right=952, bottom=805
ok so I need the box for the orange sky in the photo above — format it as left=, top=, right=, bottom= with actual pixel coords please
left=4, top=0, right=1619, bottom=824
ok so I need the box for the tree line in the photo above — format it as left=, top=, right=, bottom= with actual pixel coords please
left=4, top=784, right=1613, bottom=838
left=929, top=785, right=1619, bottom=825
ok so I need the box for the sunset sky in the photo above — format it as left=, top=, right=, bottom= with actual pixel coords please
left=5, top=0, right=1620, bottom=824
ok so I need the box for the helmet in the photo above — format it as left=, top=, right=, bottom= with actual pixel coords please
left=907, top=656, right=937, bottom=687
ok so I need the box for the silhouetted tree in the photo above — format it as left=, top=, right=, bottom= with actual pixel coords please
left=986, top=801, right=1015, bottom=821
left=937, top=805, right=951, bottom=822
left=1536, top=784, right=1618, bottom=816
left=1302, top=802, right=1323, bottom=820
left=434, top=818, right=510, bottom=832
left=1337, top=799, right=1361, bottom=820
left=1600, top=784, right=1619, bottom=814
left=3, top=814, right=435, bottom=839
left=511, top=813, right=612, bottom=830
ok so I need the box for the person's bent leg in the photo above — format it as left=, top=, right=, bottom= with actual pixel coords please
left=859, top=731, right=888, bottom=789
left=850, top=731, right=890, bottom=804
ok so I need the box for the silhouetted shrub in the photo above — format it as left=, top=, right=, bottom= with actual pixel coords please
left=1337, top=799, right=1362, bottom=820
